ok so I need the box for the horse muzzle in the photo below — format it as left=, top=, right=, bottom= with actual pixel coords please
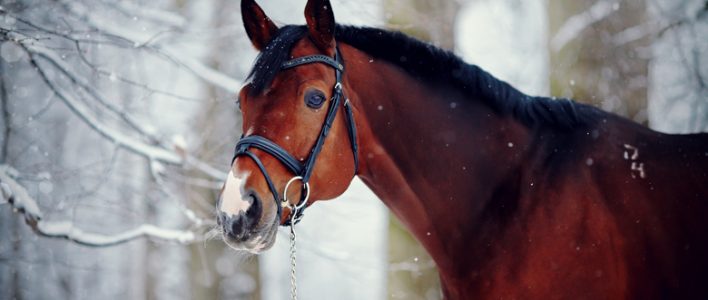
left=217, top=170, right=278, bottom=253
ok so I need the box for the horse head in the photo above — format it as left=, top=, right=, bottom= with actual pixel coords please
left=216, top=0, right=358, bottom=253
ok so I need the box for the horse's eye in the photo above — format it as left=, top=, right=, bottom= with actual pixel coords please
left=305, top=90, right=326, bottom=109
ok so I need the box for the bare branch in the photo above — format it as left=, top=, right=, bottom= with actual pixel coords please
left=551, top=0, right=619, bottom=52
left=100, top=0, right=187, bottom=29
left=29, top=44, right=158, bottom=141
left=9, top=37, right=227, bottom=180
left=611, top=21, right=661, bottom=46
left=0, top=165, right=42, bottom=225
left=22, top=44, right=183, bottom=165
left=0, top=59, right=9, bottom=164
left=4, top=10, right=209, bottom=103
left=153, top=172, right=216, bottom=228
left=71, top=42, right=204, bottom=103
left=36, top=221, right=195, bottom=247
left=60, top=1, right=243, bottom=92
left=1, top=164, right=197, bottom=246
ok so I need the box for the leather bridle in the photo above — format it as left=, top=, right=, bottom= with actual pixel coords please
left=232, top=47, right=359, bottom=226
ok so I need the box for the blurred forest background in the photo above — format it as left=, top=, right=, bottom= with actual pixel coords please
left=0, top=0, right=706, bottom=299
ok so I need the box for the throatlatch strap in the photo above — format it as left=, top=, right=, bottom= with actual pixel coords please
left=301, top=83, right=342, bottom=183
left=343, top=100, right=359, bottom=175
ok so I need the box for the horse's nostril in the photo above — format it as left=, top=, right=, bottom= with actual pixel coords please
left=220, top=193, right=263, bottom=242
left=245, top=193, right=262, bottom=219
left=229, top=216, right=245, bottom=239
left=221, top=214, right=246, bottom=241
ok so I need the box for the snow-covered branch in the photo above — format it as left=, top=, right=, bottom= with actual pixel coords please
left=551, top=1, right=619, bottom=52
left=29, top=44, right=157, bottom=142
left=0, top=165, right=42, bottom=226
left=1, top=164, right=197, bottom=246
left=101, top=0, right=187, bottom=28
left=23, top=45, right=183, bottom=164
left=60, top=0, right=242, bottom=92
left=36, top=222, right=195, bottom=247
left=8, top=36, right=227, bottom=180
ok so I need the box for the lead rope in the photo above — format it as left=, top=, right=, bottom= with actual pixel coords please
left=282, top=177, right=310, bottom=300
left=289, top=212, right=298, bottom=300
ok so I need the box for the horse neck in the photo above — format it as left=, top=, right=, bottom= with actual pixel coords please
left=342, top=45, right=533, bottom=280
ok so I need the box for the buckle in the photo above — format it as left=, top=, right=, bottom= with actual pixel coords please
left=281, top=176, right=310, bottom=211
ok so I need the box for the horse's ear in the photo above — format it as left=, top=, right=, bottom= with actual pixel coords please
left=304, top=0, right=336, bottom=53
left=241, top=0, right=279, bottom=51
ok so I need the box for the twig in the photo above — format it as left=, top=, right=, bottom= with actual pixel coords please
left=0, top=59, right=9, bottom=164
left=29, top=44, right=157, bottom=141
left=551, top=0, right=619, bottom=52
left=23, top=46, right=184, bottom=164
left=11, top=37, right=227, bottom=180
left=99, top=0, right=187, bottom=29
left=59, top=0, right=242, bottom=92
left=36, top=221, right=195, bottom=247
left=1, top=164, right=196, bottom=246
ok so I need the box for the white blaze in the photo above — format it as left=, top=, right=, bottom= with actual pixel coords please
left=219, top=170, right=250, bottom=216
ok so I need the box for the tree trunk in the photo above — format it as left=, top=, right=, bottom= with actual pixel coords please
left=647, top=0, right=708, bottom=133
left=549, top=0, right=651, bottom=123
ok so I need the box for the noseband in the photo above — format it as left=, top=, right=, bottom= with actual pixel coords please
left=232, top=47, right=359, bottom=226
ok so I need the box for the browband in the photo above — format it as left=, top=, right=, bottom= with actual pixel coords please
left=281, top=54, right=344, bottom=72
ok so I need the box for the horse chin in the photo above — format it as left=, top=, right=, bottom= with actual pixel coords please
left=222, top=218, right=279, bottom=254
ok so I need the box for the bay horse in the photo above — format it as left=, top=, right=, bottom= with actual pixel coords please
left=217, top=0, right=708, bottom=298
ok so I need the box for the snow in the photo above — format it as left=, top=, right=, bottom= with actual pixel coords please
left=22, top=43, right=227, bottom=180
left=1, top=41, right=24, bottom=63
left=37, top=221, right=195, bottom=246
left=0, top=182, right=10, bottom=205
left=2, top=164, right=196, bottom=246
left=5, top=0, right=703, bottom=298
left=1, top=165, right=43, bottom=224
left=647, top=0, right=708, bottom=133
left=108, top=1, right=187, bottom=28
left=64, top=1, right=242, bottom=92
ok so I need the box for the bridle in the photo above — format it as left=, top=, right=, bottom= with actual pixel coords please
left=232, top=46, right=359, bottom=226
left=232, top=47, right=358, bottom=299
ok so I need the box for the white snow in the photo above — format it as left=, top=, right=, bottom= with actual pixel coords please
left=1, top=41, right=24, bottom=63
left=63, top=1, right=242, bottom=92
left=1, top=165, right=43, bottom=224
left=2, top=164, right=196, bottom=245
left=37, top=221, right=195, bottom=246
left=647, top=0, right=708, bottom=133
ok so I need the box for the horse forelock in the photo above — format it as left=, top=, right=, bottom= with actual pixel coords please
left=247, top=25, right=308, bottom=96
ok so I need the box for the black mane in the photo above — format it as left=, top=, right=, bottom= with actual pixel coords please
left=248, top=25, right=599, bottom=129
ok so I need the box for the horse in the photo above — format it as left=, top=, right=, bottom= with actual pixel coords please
left=216, top=0, right=708, bottom=298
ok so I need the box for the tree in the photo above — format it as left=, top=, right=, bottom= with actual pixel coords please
left=647, top=0, right=708, bottom=133
left=0, top=0, right=254, bottom=298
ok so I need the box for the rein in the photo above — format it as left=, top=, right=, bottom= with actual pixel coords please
left=231, top=46, right=358, bottom=299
